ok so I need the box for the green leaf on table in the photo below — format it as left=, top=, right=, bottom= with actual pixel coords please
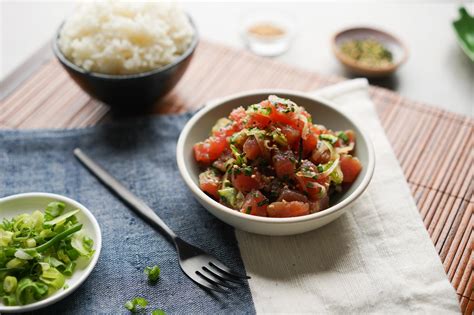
left=453, top=7, right=474, bottom=61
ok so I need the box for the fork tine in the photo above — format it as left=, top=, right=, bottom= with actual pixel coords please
left=200, top=269, right=235, bottom=289
left=195, top=271, right=230, bottom=292
left=203, top=266, right=246, bottom=284
left=209, top=261, right=251, bottom=279
left=192, top=271, right=227, bottom=293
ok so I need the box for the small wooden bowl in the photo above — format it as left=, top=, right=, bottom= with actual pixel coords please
left=332, top=26, right=408, bottom=77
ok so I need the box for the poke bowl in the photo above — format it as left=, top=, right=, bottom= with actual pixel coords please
left=177, top=90, right=375, bottom=235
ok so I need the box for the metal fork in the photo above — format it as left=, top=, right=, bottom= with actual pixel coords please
left=74, top=148, right=250, bottom=293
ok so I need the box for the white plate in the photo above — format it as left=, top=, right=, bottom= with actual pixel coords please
left=0, top=192, right=102, bottom=313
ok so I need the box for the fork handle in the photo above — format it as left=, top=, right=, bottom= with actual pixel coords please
left=74, top=148, right=178, bottom=242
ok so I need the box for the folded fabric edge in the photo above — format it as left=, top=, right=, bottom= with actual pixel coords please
left=310, top=78, right=369, bottom=100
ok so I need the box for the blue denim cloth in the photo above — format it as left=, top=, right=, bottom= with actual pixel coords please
left=0, top=114, right=255, bottom=315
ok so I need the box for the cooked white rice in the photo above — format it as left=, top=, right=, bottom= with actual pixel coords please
left=58, top=1, right=194, bottom=75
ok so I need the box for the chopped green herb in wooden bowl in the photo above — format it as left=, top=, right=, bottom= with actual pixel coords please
left=332, top=26, right=408, bottom=77
left=340, top=38, right=393, bottom=68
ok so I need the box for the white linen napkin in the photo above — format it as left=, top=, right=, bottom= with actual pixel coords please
left=236, top=79, right=460, bottom=314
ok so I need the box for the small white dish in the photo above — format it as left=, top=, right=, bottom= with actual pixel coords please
left=177, top=90, right=375, bottom=236
left=0, top=192, right=102, bottom=313
left=241, top=10, right=295, bottom=57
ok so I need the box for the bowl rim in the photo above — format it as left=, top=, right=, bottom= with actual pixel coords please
left=177, top=89, right=376, bottom=224
left=0, top=192, right=102, bottom=313
left=331, top=25, right=409, bottom=73
left=52, top=14, right=199, bottom=80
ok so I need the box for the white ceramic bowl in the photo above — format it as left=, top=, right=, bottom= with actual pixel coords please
left=0, top=192, right=102, bottom=313
left=177, top=90, right=375, bottom=236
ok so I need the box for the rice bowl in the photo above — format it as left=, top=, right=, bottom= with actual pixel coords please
left=58, top=1, right=194, bottom=75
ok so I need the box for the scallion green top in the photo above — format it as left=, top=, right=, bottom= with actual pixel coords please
left=0, top=201, right=94, bottom=306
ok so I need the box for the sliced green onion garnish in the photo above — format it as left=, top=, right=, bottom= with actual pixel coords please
left=337, top=131, right=349, bottom=143
left=144, top=265, right=161, bottom=282
left=125, top=297, right=148, bottom=312
left=43, top=209, right=80, bottom=227
left=0, top=202, right=94, bottom=306
left=3, top=276, right=18, bottom=293
left=319, top=134, right=338, bottom=144
left=230, top=144, right=246, bottom=165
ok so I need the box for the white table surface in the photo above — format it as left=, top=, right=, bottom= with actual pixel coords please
left=1, top=1, right=473, bottom=115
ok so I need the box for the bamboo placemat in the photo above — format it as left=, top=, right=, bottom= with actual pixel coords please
left=1, top=40, right=472, bottom=313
